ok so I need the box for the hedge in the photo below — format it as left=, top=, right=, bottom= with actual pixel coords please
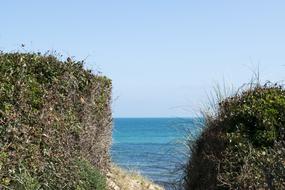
left=0, top=52, right=112, bottom=189
left=184, top=83, right=285, bottom=189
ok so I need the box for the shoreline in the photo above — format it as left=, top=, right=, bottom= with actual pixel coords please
left=107, top=164, right=164, bottom=190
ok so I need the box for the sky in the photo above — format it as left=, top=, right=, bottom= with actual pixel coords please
left=1, top=1, right=285, bottom=117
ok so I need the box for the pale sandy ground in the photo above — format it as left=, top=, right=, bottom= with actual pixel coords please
left=107, top=164, right=165, bottom=190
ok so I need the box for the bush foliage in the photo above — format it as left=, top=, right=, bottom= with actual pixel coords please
left=75, top=159, right=107, bottom=190
left=184, top=83, right=285, bottom=190
left=0, top=52, right=112, bottom=189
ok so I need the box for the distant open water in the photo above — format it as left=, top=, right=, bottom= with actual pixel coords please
left=111, top=118, right=201, bottom=190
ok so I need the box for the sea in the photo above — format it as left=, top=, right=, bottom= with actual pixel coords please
left=111, top=118, right=202, bottom=190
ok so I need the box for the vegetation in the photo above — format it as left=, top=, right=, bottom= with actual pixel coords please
left=108, top=164, right=164, bottom=190
left=184, top=82, right=285, bottom=189
left=75, top=159, right=107, bottom=190
left=0, top=52, right=112, bottom=189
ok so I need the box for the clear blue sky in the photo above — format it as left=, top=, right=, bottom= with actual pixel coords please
left=1, top=1, right=285, bottom=117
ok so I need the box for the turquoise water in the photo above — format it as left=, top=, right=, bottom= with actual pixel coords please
left=111, top=118, right=200, bottom=189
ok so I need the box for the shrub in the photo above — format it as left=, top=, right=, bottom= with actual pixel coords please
left=184, top=83, right=285, bottom=190
left=13, top=166, right=41, bottom=190
left=0, top=52, right=112, bottom=189
left=75, top=159, right=107, bottom=190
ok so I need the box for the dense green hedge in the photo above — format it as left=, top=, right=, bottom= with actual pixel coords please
left=0, top=52, right=112, bottom=189
left=184, top=84, right=285, bottom=190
